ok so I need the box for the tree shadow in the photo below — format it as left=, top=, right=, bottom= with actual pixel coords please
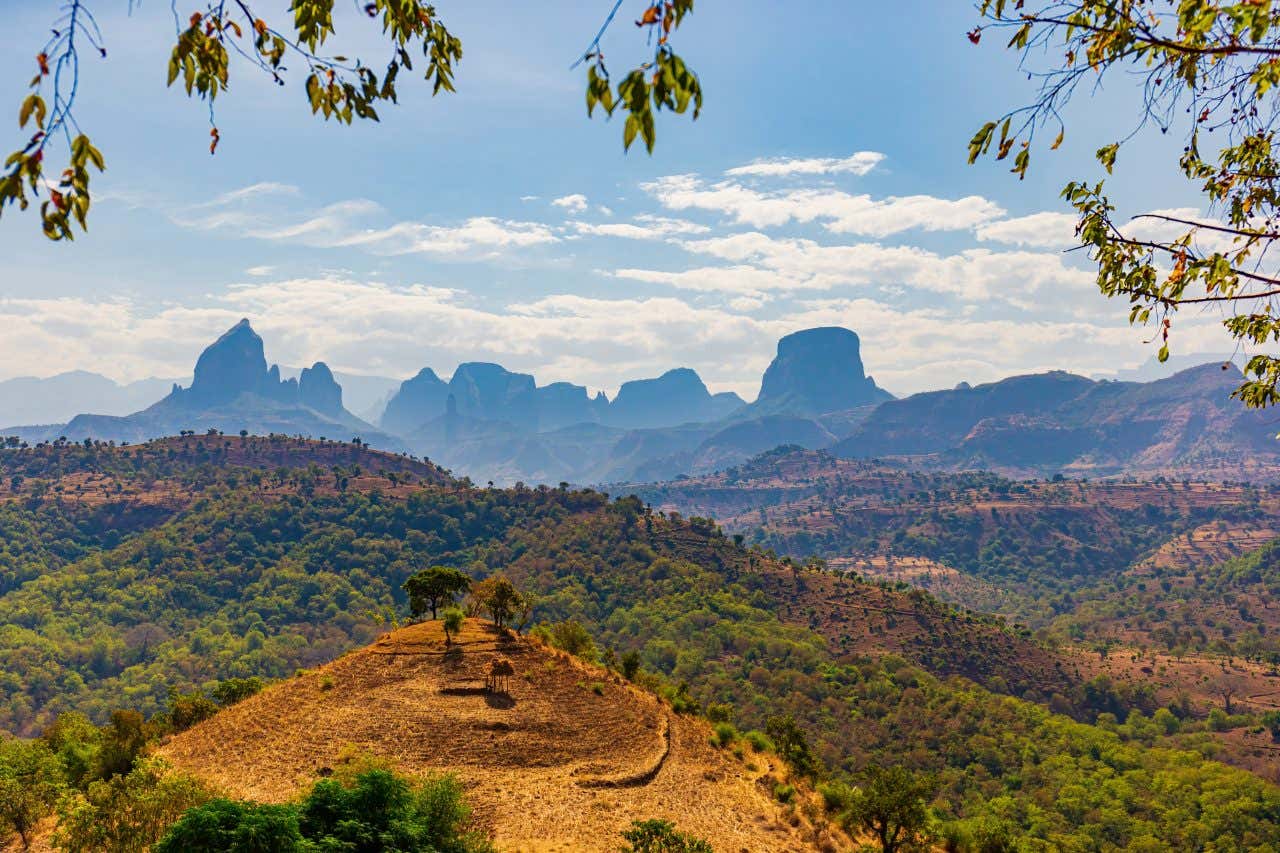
left=484, top=691, right=516, bottom=710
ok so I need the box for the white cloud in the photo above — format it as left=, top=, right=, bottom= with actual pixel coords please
left=647, top=231, right=1096, bottom=304
left=552, top=193, right=589, bottom=213
left=573, top=215, right=711, bottom=240
left=165, top=182, right=561, bottom=259
left=725, top=151, right=886, bottom=178
left=245, top=265, right=276, bottom=277
left=976, top=211, right=1078, bottom=248
left=333, top=217, right=559, bottom=255
left=643, top=174, right=1004, bottom=236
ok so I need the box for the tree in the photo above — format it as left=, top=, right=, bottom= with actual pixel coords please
left=620, top=819, right=713, bottom=853
left=442, top=606, right=464, bottom=646
left=765, top=714, right=819, bottom=779
left=153, top=798, right=302, bottom=852
left=95, top=709, right=146, bottom=780
left=0, top=738, right=65, bottom=850
left=5, top=1, right=700, bottom=241
left=971, top=1, right=1280, bottom=408
left=845, top=765, right=937, bottom=853
left=469, top=574, right=523, bottom=631
left=403, top=566, right=472, bottom=621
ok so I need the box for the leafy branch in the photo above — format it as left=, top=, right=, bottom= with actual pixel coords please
left=970, top=0, right=1280, bottom=409
left=578, top=0, right=702, bottom=153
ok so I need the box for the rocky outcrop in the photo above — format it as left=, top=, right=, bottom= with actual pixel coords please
left=752, top=327, right=892, bottom=416
left=381, top=368, right=450, bottom=436
left=606, top=368, right=743, bottom=430
left=299, top=362, right=343, bottom=417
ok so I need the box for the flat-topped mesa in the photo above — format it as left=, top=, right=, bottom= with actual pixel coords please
left=754, top=327, right=892, bottom=416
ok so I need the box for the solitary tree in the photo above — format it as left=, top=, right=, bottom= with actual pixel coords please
left=469, top=574, right=523, bottom=631
left=844, top=765, right=937, bottom=853
left=971, top=1, right=1280, bottom=409
left=764, top=714, right=819, bottom=779
left=4, top=1, right=700, bottom=241
left=442, top=606, right=464, bottom=646
left=403, top=566, right=472, bottom=621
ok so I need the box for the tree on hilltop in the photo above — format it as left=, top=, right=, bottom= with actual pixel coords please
left=469, top=574, right=523, bottom=632
left=403, top=566, right=472, bottom=621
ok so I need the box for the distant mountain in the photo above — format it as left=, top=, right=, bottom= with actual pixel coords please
left=380, top=364, right=735, bottom=438
left=279, top=367, right=401, bottom=423
left=832, top=363, right=1280, bottom=481
left=1096, top=352, right=1242, bottom=383
left=0, top=371, right=177, bottom=427
left=11, top=322, right=1266, bottom=486
left=604, top=368, right=744, bottom=429
left=747, top=327, right=892, bottom=416
left=49, top=320, right=404, bottom=450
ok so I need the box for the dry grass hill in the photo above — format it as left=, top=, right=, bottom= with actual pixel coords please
left=159, top=619, right=847, bottom=852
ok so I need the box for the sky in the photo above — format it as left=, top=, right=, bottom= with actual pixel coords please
left=0, top=0, right=1246, bottom=400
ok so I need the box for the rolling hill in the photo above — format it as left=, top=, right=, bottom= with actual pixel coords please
left=159, top=618, right=841, bottom=852
left=4, top=438, right=1280, bottom=847
left=632, top=447, right=1280, bottom=624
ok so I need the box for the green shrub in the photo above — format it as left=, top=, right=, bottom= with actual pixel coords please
left=773, top=782, right=795, bottom=803
left=165, top=691, right=220, bottom=733
left=535, top=620, right=600, bottom=663
left=55, top=758, right=210, bottom=853
left=711, top=722, right=737, bottom=748
left=156, top=769, right=493, bottom=853
left=817, top=780, right=855, bottom=813
left=744, top=730, right=773, bottom=753
left=621, top=818, right=713, bottom=852
left=706, top=703, right=734, bottom=724
left=210, top=677, right=264, bottom=707
left=621, top=650, right=642, bottom=680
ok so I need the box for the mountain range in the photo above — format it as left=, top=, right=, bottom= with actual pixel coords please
left=2, top=320, right=1275, bottom=484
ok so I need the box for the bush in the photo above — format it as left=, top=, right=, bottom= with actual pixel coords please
left=817, top=780, right=855, bottom=814
left=55, top=758, right=210, bottom=853
left=773, top=783, right=796, bottom=803
left=706, top=703, right=734, bottom=724
left=211, top=677, right=264, bottom=707
left=155, top=768, right=493, bottom=853
left=744, top=730, right=774, bottom=753
left=711, top=722, right=737, bottom=748
left=165, top=691, right=220, bottom=733
left=536, top=620, right=599, bottom=663
left=621, top=819, right=713, bottom=852
left=95, top=710, right=146, bottom=780
left=621, top=650, right=642, bottom=680
left=154, top=798, right=301, bottom=852
left=40, top=712, right=101, bottom=788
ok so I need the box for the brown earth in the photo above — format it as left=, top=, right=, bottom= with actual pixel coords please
left=159, top=619, right=848, bottom=852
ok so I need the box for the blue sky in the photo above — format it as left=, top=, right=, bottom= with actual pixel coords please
left=0, top=1, right=1235, bottom=399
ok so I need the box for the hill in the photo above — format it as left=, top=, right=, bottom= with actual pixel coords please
left=832, top=363, right=1280, bottom=482
left=0, top=437, right=1081, bottom=735
left=3, top=440, right=1280, bottom=847
left=159, top=618, right=839, bottom=852
left=632, top=447, right=1280, bottom=624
